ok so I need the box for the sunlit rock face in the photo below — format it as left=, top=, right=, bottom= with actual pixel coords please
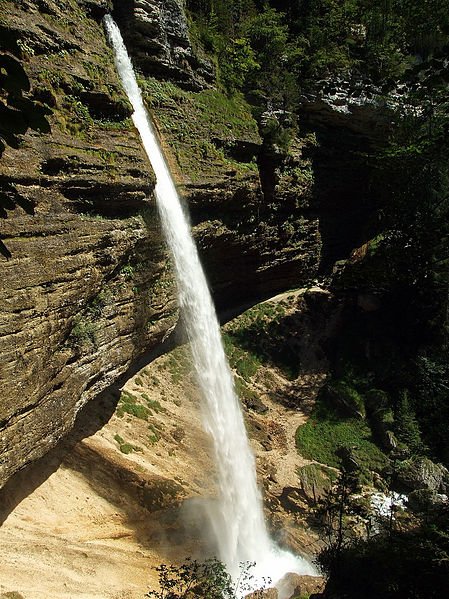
left=112, top=0, right=214, bottom=90
left=0, top=0, right=177, bottom=488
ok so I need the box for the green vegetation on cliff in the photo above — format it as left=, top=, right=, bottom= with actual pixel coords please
left=296, top=394, right=387, bottom=481
left=187, top=0, right=449, bottom=101
left=140, top=76, right=260, bottom=182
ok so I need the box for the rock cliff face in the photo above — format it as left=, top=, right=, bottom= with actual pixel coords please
left=140, top=79, right=322, bottom=310
left=0, top=0, right=388, bottom=489
left=298, top=78, right=395, bottom=271
left=0, top=0, right=178, bottom=487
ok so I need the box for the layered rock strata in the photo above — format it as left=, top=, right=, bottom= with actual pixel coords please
left=0, top=0, right=178, bottom=487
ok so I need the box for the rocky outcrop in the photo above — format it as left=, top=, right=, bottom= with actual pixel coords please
left=146, top=87, right=322, bottom=310
left=277, top=573, right=325, bottom=599
left=112, top=0, right=214, bottom=90
left=396, top=457, right=449, bottom=494
left=299, top=77, right=396, bottom=144
left=191, top=190, right=321, bottom=310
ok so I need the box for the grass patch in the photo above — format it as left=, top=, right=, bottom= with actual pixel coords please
left=167, top=346, right=193, bottom=384
left=119, top=443, right=135, bottom=454
left=120, top=391, right=137, bottom=403
left=327, top=379, right=366, bottom=418
left=233, top=377, right=266, bottom=412
left=148, top=423, right=161, bottom=444
left=223, top=333, right=261, bottom=381
left=223, top=301, right=300, bottom=380
left=141, top=394, right=165, bottom=414
left=116, top=391, right=149, bottom=420
left=114, top=434, right=142, bottom=454
left=296, top=394, right=388, bottom=480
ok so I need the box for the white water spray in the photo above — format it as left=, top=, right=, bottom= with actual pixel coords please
left=104, top=15, right=316, bottom=591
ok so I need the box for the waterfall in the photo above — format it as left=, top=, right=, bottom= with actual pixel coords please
left=104, top=15, right=316, bottom=592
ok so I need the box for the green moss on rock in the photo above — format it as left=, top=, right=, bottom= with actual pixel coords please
left=140, top=76, right=260, bottom=183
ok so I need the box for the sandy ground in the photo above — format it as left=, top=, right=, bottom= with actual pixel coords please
left=0, top=294, right=326, bottom=598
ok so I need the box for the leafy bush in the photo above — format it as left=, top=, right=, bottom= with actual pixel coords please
left=146, top=558, right=270, bottom=598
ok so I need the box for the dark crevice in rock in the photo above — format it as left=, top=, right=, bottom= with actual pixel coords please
left=80, top=0, right=112, bottom=21
left=60, top=182, right=149, bottom=217
left=79, top=90, right=132, bottom=121
left=212, top=137, right=260, bottom=164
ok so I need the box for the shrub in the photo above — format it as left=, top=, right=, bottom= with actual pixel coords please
left=146, top=558, right=271, bottom=598
left=116, top=392, right=150, bottom=420
left=69, top=316, right=97, bottom=349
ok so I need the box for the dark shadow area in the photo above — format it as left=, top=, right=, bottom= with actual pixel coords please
left=227, top=310, right=303, bottom=380
left=0, top=53, right=52, bottom=157
left=60, top=181, right=149, bottom=218
left=111, top=0, right=135, bottom=37
left=0, top=179, right=36, bottom=258
left=205, top=250, right=316, bottom=313
left=0, top=180, right=35, bottom=218
left=310, top=126, right=378, bottom=273
left=226, top=293, right=331, bottom=381
left=0, top=54, right=51, bottom=257
left=268, top=383, right=319, bottom=415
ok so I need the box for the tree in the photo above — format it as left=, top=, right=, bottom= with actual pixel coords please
left=219, top=37, right=259, bottom=93
left=393, top=391, right=424, bottom=455
left=318, top=503, right=449, bottom=599
left=316, top=457, right=362, bottom=578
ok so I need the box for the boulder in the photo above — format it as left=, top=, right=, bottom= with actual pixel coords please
left=276, top=573, right=325, bottom=599
left=396, top=457, right=449, bottom=494
left=408, top=488, right=449, bottom=512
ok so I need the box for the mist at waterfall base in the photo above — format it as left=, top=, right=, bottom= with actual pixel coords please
left=104, top=15, right=317, bottom=594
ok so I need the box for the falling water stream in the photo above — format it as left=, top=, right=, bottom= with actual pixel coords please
left=104, top=15, right=316, bottom=593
